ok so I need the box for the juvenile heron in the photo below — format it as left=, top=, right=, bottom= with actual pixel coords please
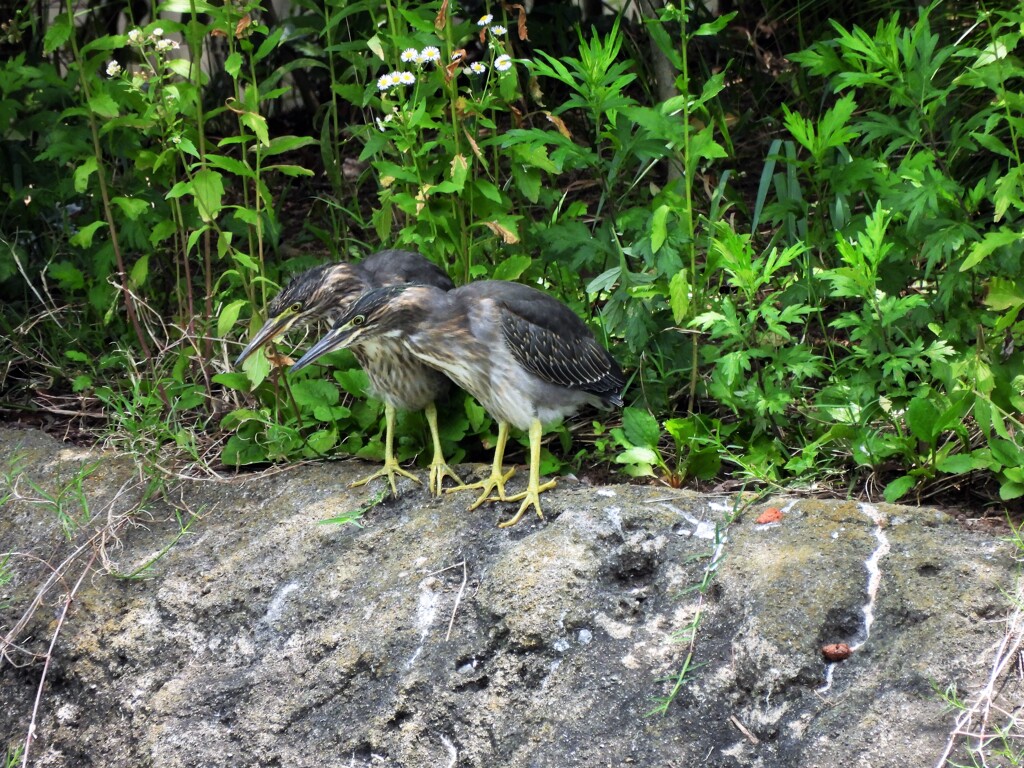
left=290, top=281, right=625, bottom=527
left=234, top=250, right=461, bottom=497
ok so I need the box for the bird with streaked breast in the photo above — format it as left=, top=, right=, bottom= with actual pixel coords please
left=234, top=249, right=462, bottom=497
left=289, top=280, right=626, bottom=527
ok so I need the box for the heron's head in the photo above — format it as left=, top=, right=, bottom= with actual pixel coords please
left=234, top=264, right=364, bottom=367
left=289, top=285, right=428, bottom=373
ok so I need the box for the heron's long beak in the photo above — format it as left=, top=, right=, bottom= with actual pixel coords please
left=234, top=313, right=296, bottom=368
left=289, top=323, right=358, bottom=373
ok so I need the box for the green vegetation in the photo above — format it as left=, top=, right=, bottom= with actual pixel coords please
left=1, top=1, right=1022, bottom=507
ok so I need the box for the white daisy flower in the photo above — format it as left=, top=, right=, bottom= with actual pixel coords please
left=396, top=70, right=416, bottom=85
left=151, top=27, right=163, bottom=37
left=469, top=61, right=487, bottom=74
left=490, top=25, right=507, bottom=35
left=106, top=60, right=122, bottom=77
left=495, top=54, right=512, bottom=71
left=377, top=73, right=395, bottom=90
left=477, top=14, right=493, bottom=26
left=401, top=48, right=418, bottom=62
left=420, top=46, right=441, bottom=63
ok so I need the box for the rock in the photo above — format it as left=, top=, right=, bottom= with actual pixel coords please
left=0, top=426, right=1017, bottom=767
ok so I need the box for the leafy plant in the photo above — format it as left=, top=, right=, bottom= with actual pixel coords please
left=613, top=406, right=721, bottom=486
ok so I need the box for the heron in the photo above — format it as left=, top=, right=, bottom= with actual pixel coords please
left=290, top=280, right=625, bottom=527
left=234, top=250, right=462, bottom=496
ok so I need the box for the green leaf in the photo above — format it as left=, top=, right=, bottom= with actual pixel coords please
left=669, top=270, right=690, bottom=324
left=587, top=268, right=621, bottom=294
left=304, top=429, right=338, bottom=455
left=159, top=0, right=216, bottom=11
left=510, top=142, right=559, bottom=173
left=616, top=446, right=659, bottom=466
left=49, top=261, right=85, bottom=290
left=990, top=439, right=1024, bottom=468
left=150, top=219, right=178, bottom=245
left=492, top=255, right=532, bottom=281
left=217, top=299, right=248, bottom=338
left=650, top=205, right=670, bottom=253
left=112, top=196, right=148, bottom=220
left=983, top=277, right=1024, bottom=311
left=622, top=406, right=661, bottom=449
left=129, top=254, right=149, bottom=287
left=191, top=168, right=224, bottom=222
left=166, top=180, right=191, bottom=199
left=69, top=221, right=106, bottom=249
left=263, top=135, right=318, bottom=157
left=212, top=373, right=251, bottom=392
left=693, top=11, right=736, bottom=36
left=166, top=59, right=201, bottom=82
left=367, top=34, right=385, bottom=62
left=205, top=153, right=255, bottom=179
left=999, top=480, right=1024, bottom=501
left=43, top=14, right=72, bottom=54
left=883, top=475, right=916, bottom=502
left=65, top=350, right=90, bottom=363
left=254, top=26, right=284, bottom=64
left=239, top=347, right=271, bottom=388
left=88, top=92, right=119, bottom=118
left=935, top=454, right=979, bottom=474
left=960, top=228, right=1023, bottom=272
left=905, top=396, right=940, bottom=443
left=240, top=112, right=270, bottom=146
left=264, top=164, right=314, bottom=177
left=474, top=178, right=504, bottom=204
left=74, top=156, right=98, bottom=194
left=334, top=368, right=368, bottom=397
left=290, top=379, right=340, bottom=409
left=225, top=51, right=242, bottom=78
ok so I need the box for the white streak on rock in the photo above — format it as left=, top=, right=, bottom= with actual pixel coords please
left=263, top=582, right=299, bottom=624
left=405, top=580, right=441, bottom=669
left=819, top=502, right=891, bottom=692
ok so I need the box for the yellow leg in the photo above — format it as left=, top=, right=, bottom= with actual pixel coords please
left=499, top=419, right=556, bottom=528
left=425, top=402, right=462, bottom=496
left=350, top=403, right=421, bottom=497
left=446, top=421, right=516, bottom=509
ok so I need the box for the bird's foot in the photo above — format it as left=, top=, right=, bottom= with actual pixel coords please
left=428, top=459, right=463, bottom=497
left=349, top=461, right=422, bottom=498
left=447, top=467, right=517, bottom=509
left=499, top=479, right=557, bottom=528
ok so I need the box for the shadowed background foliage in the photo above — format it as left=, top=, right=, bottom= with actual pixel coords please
left=1, top=0, right=1023, bottom=508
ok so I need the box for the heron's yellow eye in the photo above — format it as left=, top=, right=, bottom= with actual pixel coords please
left=352, top=315, right=365, bottom=327
left=290, top=302, right=302, bottom=313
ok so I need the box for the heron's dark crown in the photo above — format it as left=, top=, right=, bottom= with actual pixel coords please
left=267, top=263, right=364, bottom=318
left=340, top=284, right=431, bottom=327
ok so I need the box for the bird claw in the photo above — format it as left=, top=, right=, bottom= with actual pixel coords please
left=498, top=480, right=556, bottom=527
left=428, top=461, right=463, bottom=497
left=447, top=467, right=517, bottom=509
left=350, top=462, right=422, bottom=498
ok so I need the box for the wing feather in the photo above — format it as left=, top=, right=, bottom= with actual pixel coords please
left=493, top=286, right=625, bottom=404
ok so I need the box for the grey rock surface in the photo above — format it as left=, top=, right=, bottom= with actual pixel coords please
left=0, top=426, right=1018, bottom=767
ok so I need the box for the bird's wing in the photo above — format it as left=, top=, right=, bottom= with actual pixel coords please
left=494, top=286, right=625, bottom=399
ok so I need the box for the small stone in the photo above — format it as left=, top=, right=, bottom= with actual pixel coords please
left=822, top=643, right=852, bottom=661
left=756, top=507, right=783, bottom=524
